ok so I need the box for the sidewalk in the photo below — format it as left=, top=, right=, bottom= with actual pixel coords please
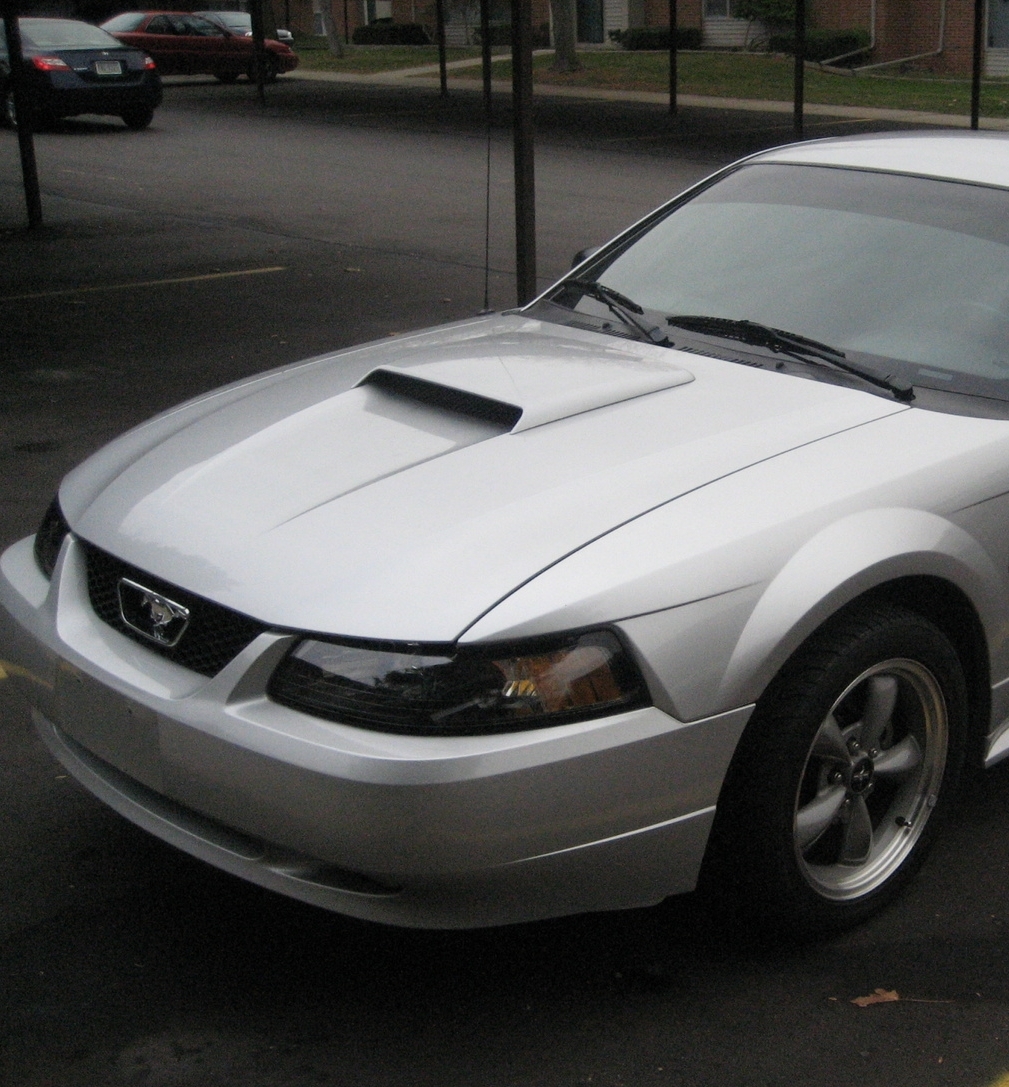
left=292, top=53, right=1009, bottom=131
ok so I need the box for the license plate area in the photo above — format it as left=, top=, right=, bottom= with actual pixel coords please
left=94, top=59, right=123, bottom=76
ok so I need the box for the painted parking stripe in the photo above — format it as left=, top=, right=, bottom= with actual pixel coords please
left=1, top=266, right=287, bottom=302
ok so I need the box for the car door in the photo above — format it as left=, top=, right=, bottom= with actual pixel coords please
left=176, top=14, right=248, bottom=76
left=121, top=14, right=186, bottom=74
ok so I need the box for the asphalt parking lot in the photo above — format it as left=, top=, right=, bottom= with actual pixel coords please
left=4, top=75, right=1009, bottom=1087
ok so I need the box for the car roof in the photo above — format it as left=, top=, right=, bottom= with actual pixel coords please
left=752, top=131, right=1009, bottom=190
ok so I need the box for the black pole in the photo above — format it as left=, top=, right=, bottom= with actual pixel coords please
left=1, top=2, right=42, bottom=228
left=668, top=0, right=677, bottom=115
left=793, top=0, right=805, bottom=137
left=435, top=0, right=448, bottom=95
left=343, top=0, right=350, bottom=43
left=512, top=0, right=536, bottom=305
left=249, top=0, right=267, bottom=103
left=480, top=0, right=492, bottom=117
left=971, top=0, right=984, bottom=129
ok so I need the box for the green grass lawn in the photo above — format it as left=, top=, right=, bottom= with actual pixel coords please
left=517, top=51, right=1009, bottom=117
left=293, top=40, right=482, bottom=73
left=295, top=39, right=1009, bottom=118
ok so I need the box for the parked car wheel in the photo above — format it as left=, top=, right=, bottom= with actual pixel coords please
left=2, top=92, right=53, bottom=131
left=214, top=70, right=239, bottom=83
left=121, top=104, right=154, bottom=129
left=248, top=52, right=277, bottom=82
left=702, top=603, right=967, bottom=937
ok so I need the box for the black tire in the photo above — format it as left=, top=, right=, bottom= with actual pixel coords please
left=700, top=602, right=967, bottom=938
left=248, top=54, right=278, bottom=83
left=215, top=71, right=240, bottom=83
left=121, top=106, right=154, bottom=131
left=3, top=93, right=52, bottom=132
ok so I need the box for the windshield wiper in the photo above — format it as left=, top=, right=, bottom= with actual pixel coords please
left=564, top=279, right=670, bottom=346
left=666, top=315, right=914, bottom=403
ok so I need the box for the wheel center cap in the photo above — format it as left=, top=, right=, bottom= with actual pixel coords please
left=849, top=756, right=874, bottom=794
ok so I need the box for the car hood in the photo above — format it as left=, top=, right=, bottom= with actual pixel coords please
left=62, top=315, right=907, bottom=641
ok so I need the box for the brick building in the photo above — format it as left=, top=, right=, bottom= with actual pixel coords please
left=304, top=0, right=1004, bottom=77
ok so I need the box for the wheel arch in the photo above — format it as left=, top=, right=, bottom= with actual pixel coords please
left=854, top=576, right=989, bottom=769
left=716, top=508, right=1000, bottom=756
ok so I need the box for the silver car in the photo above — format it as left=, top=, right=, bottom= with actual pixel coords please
left=4, top=131, right=1009, bottom=936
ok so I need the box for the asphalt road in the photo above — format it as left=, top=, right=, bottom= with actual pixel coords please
left=2, top=76, right=1007, bottom=1087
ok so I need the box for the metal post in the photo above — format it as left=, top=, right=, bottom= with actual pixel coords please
left=512, top=0, right=536, bottom=305
left=1, top=1, right=42, bottom=228
left=793, top=0, right=805, bottom=138
left=435, top=0, right=448, bottom=96
left=668, top=0, right=677, bottom=115
left=344, top=0, right=350, bottom=43
left=971, top=0, right=984, bottom=129
left=480, top=0, right=492, bottom=118
left=249, top=0, right=267, bottom=103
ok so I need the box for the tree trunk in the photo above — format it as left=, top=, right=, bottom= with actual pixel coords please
left=320, top=3, right=345, bottom=56
left=549, top=0, right=582, bottom=71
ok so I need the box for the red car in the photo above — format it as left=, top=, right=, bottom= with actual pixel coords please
left=100, top=11, right=297, bottom=82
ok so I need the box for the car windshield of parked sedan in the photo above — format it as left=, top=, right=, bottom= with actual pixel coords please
left=538, top=163, right=1009, bottom=405
left=1, top=18, right=125, bottom=50
left=99, top=13, right=150, bottom=32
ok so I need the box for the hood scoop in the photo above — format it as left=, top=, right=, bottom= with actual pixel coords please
left=359, top=368, right=523, bottom=430
left=358, top=349, right=693, bottom=433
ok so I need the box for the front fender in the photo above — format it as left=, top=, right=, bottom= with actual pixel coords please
left=717, top=507, right=1006, bottom=710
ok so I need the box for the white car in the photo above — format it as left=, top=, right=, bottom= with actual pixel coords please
left=4, top=131, right=1009, bottom=936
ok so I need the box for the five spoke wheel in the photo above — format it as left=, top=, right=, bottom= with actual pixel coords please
left=794, top=660, right=947, bottom=901
left=701, top=603, right=967, bottom=936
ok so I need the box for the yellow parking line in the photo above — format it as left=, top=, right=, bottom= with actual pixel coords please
left=1, top=265, right=287, bottom=302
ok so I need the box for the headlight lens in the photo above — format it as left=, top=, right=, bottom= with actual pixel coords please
left=33, top=497, right=70, bottom=579
left=268, top=629, right=649, bottom=735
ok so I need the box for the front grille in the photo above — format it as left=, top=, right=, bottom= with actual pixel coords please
left=81, top=540, right=268, bottom=677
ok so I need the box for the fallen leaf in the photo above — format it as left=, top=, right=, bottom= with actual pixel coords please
left=852, top=988, right=900, bottom=1007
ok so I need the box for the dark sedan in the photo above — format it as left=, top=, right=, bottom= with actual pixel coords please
left=100, top=11, right=298, bottom=82
left=1, top=17, right=162, bottom=130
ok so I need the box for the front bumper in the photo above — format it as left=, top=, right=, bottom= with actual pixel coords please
left=1, top=533, right=750, bottom=928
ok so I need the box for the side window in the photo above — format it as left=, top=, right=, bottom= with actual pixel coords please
left=145, top=15, right=173, bottom=34
left=184, top=16, right=225, bottom=36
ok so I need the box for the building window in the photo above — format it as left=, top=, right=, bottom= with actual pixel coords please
left=703, top=0, right=739, bottom=16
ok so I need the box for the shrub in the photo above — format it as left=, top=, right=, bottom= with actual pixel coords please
left=767, top=27, right=871, bottom=62
left=608, top=26, right=703, bottom=50
left=352, top=22, right=431, bottom=44
left=473, top=23, right=551, bottom=47
left=734, top=0, right=795, bottom=27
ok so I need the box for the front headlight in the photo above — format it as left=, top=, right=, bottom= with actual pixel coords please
left=267, top=629, right=650, bottom=735
left=33, top=497, right=70, bottom=579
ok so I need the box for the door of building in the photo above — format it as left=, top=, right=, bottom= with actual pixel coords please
left=577, top=0, right=604, bottom=43
left=990, top=0, right=1009, bottom=47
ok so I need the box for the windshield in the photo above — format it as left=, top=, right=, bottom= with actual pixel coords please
left=100, top=13, right=147, bottom=32
left=540, top=163, right=1009, bottom=404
